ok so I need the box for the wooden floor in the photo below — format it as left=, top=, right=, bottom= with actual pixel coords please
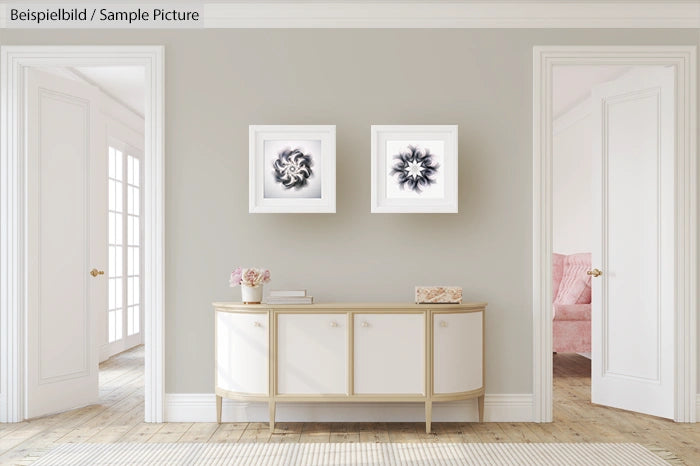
left=1, top=348, right=698, bottom=464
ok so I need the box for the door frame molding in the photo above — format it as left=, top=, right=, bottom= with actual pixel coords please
left=0, top=45, right=165, bottom=422
left=532, top=45, right=697, bottom=422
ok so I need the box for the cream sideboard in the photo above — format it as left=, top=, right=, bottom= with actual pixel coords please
left=213, top=302, right=486, bottom=433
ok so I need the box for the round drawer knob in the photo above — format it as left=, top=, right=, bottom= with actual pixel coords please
left=440, top=321, right=448, bottom=328
left=329, top=321, right=338, bottom=328
left=361, top=321, right=369, bottom=328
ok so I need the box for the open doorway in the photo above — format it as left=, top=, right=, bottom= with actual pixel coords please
left=551, top=65, right=632, bottom=412
left=532, top=46, right=696, bottom=424
left=0, top=46, right=164, bottom=424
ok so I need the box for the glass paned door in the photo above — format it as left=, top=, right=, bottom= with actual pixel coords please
left=107, top=142, right=143, bottom=354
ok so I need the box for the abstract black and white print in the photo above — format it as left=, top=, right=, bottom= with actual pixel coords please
left=273, top=148, right=313, bottom=190
left=390, top=145, right=440, bottom=194
left=263, top=140, right=322, bottom=199
left=385, top=140, right=445, bottom=199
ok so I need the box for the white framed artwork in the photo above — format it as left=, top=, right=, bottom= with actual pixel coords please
left=249, top=125, right=336, bottom=213
left=371, top=125, right=458, bottom=213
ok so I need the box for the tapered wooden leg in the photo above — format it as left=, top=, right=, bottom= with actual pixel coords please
left=216, top=395, right=222, bottom=424
left=269, top=400, right=276, bottom=432
left=425, top=400, right=432, bottom=433
left=478, top=394, right=485, bottom=422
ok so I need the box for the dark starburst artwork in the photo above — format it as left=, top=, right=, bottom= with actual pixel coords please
left=389, top=145, right=440, bottom=194
left=272, top=148, right=313, bottom=190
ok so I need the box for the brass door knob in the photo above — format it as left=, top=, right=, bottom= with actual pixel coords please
left=90, top=268, right=105, bottom=277
left=587, top=268, right=603, bottom=277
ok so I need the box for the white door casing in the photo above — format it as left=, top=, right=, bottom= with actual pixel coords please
left=25, top=69, right=102, bottom=418
left=353, top=313, right=425, bottom=395
left=277, top=313, right=347, bottom=395
left=0, top=46, right=164, bottom=423
left=590, top=67, right=675, bottom=418
left=532, top=46, right=696, bottom=423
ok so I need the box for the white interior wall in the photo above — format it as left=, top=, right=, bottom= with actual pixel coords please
left=553, top=100, right=593, bottom=255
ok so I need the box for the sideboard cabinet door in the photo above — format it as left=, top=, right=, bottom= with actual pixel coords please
left=433, top=311, right=483, bottom=394
left=354, top=313, right=424, bottom=394
left=278, top=313, right=347, bottom=395
left=216, top=311, right=268, bottom=394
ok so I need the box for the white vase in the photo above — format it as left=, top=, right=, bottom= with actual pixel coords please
left=241, top=285, right=263, bottom=304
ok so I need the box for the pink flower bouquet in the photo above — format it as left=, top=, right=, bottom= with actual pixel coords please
left=229, top=267, right=271, bottom=288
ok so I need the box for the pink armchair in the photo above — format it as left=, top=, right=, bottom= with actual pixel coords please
left=552, top=253, right=592, bottom=353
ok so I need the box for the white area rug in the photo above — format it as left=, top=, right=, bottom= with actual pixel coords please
left=31, top=442, right=670, bottom=465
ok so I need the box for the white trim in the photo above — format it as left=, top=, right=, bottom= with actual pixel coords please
left=0, top=46, right=165, bottom=423
left=532, top=46, right=697, bottom=423
left=165, top=393, right=533, bottom=423
left=201, top=2, right=700, bottom=29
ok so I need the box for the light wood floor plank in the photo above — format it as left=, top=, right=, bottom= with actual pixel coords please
left=1, top=348, right=698, bottom=465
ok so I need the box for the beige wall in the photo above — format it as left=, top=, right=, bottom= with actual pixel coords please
left=1, top=29, right=698, bottom=395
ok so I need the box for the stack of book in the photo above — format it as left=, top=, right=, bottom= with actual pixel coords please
left=264, top=290, right=314, bottom=305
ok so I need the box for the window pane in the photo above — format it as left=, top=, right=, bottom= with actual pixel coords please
left=108, top=278, right=115, bottom=310
left=115, top=278, right=122, bottom=309
left=115, top=213, right=123, bottom=245
left=115, top=309, right=123, bottom=340
left=115, top=246, right=122, bottom=276
left=133, top=188, right=139, bottom=215
left=127, top=307, right=133, bottom=336
left=133, top=277, right=139, bottom=304
left=127, top=155, right=134, bottom=185
left=132, top=217, right=140, bottom=246
left=115, top=180, right=123, bottom=213
left=129, top=246, right=139, bottom=276
left=115, top=150, right=123, bottom=181
left=133, top=158, right=140, bottom=187
left=108, top=179, right=115, bottom=211
left=134, top=306, right=139, bottom=334
left=109, top=147, right=115, bottom=179
left=128, top=186, right=139, bottom=215
left=109, top=311, right=115, bottom=343
left=108, top=246, right=115, bottom=277
left=108, top=212, right=115, bottom=244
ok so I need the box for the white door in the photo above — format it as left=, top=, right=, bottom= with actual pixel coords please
left=354, top=313, right=424, bottom=394
left=277, top=314, right=347, bottom=395
left=590, top=66, right=675, bottom=419
left=26, top=69, right=105, bottom=418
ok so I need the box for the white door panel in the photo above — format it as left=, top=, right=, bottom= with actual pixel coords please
left=591, top=66, right=674, bottom=419
left=354, top=313, right=424, bottom=395
left=26, top=69, right=103, bottom=418
left=277, top=314, right=346, bottom=394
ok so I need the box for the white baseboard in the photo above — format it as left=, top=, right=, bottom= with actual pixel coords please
left=696, top=394, right=700, bottom=422
left=165, top=393, right=533, bottom=423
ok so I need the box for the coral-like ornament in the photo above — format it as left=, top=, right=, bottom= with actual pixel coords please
left=273, top=148, right=313, bottom=189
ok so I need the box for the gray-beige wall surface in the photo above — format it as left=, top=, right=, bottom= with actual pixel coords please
left=1, top=29, right=698, bottom=397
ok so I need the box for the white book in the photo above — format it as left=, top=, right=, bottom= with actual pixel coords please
left=265, top=296, right=314, bottom=304
left=268, top=290, right=307, bottom=297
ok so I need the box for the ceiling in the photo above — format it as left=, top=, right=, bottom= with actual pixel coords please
left=552, top=65, right=631, bottom=118
left=72, top=66, right=145, bottom=117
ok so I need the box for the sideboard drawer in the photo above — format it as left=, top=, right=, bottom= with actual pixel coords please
left=354, top=313, right=425, bottom=395
left=277, top=313, right=347, bottom=395
left=216, top=312, right=268, bottom=395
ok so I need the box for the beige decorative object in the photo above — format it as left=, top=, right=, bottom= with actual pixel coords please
left=415, top=286, right=463, bottom=304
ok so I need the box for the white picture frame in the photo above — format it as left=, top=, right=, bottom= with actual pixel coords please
left=371, top=125, right=458, bottom=213
left=249, top=125, right=336, bottom=213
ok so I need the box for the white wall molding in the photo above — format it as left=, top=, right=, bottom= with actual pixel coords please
left=165, top=393, right=534, bottom=423
left=201, top=2, right=700, bottom=29
left=0, top=46, right=165, bottom=423
left=532, top=46, right=697, bottom=423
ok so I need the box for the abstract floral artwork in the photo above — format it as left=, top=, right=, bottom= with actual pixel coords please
left=371, top=125, right=458, bottom=213
left=390, top=145, right=440, bottom=194
left=273, top=148, right=314, bottom=190
left=249, top=125, right=336, bottom=213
